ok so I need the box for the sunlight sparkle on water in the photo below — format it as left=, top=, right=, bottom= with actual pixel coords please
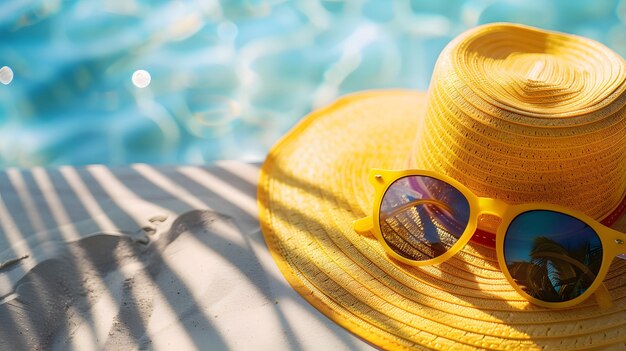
left=0, top=66, right=13, bottom=85
left=132, top=69, right=151, bottom=88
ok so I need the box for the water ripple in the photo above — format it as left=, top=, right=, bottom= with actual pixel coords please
left=0, top=0, right=623, bottom=167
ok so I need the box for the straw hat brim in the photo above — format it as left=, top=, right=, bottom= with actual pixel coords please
left=258, top=90, right=626, bottom=351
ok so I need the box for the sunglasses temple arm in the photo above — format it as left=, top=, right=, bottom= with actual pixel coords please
left=353, top=216, right=373, bottom=235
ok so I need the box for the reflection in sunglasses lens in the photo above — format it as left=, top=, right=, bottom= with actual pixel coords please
left=378, top=175, right=471, bottom=261
left=504, top=210, right=603, bottom=303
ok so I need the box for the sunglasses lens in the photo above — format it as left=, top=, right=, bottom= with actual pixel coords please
left=379, top=175, right=471, bottom=261
left=504, top=210, right=603, bottom=303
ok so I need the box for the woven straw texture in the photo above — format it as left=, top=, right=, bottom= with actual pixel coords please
left=411, top=24, right=626, bottom=222
left=258, top=24, right=626, bottom=350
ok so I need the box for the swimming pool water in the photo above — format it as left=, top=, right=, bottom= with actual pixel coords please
left=1, top=0, right=625, bottom=168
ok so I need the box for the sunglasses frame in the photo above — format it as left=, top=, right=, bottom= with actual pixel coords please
left=353, top=169, right=626, bottom=309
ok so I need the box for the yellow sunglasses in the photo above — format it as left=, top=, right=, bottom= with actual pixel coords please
left=353, top=169, right=626, bottom=309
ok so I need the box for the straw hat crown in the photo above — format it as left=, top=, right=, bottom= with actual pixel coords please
left=412, top=23, right=626, bottom=220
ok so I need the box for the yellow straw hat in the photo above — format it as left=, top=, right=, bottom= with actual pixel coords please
left=258, top=23, right=626, bottom=350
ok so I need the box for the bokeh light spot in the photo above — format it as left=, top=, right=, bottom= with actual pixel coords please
left=0, top=66, right=14, bottom=85
left=132, top=69, right=151, bottom=88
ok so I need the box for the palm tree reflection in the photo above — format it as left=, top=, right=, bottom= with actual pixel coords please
left=507, top=236, right=603, bottom=302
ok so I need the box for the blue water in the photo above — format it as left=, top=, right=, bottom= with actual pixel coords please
left=0, top=0, right=625, bottom=168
